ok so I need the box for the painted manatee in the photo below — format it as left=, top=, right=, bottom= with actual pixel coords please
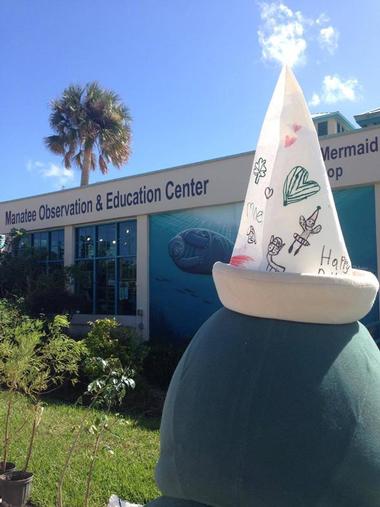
left=168, top=228, right=233, bottom=275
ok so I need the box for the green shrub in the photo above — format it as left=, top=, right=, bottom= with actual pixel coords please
left=143, top=341, right=189, bottom=389
left=0, top=229, right=82, bottom=317
left=83, top=318, right=146, bottom=381
left=0, top=307, right=86, bottom=472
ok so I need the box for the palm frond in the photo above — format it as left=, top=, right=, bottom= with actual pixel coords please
left=98, top=154, right=108, bottom=175
left=73, top=151, right=83, bottom=170
left=90, top=151, right=97, bottom=171
left=44, top=135, right=66, bottom=155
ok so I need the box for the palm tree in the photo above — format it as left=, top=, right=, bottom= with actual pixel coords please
left=44, top=82, right=132, bottom=186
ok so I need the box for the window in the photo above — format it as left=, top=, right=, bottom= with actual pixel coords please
left=317, top=121, right=328, bottom=137
left=75, top=220, right=137, bottom=315
left=76, top=226, right=94, bottom=259
left=22, top=229, right=64, bottom=270
left=50, top=230, right=64, bottom=261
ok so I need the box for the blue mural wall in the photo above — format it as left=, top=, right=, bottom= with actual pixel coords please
left=333, top=185, right=378, bottom=324
left=149, top=202, right=242, bottom=342
left=150, top=186, right=378, bottom=342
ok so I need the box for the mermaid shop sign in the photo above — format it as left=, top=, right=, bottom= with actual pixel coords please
left=319, top=127, right=380, bottom=188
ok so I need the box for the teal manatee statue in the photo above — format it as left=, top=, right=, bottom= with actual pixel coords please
left=146, top=308, right=380, bottom=507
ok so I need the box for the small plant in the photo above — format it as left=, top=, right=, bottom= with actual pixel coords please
left=84, top=318, right=146, bottom=378
left=23, top=402, right=44, bottom=473
left=0, top=316, right=46, bottom=473
left=0, top=310, right=85, bottom=505
left=56, top=357, right=135, bottom=507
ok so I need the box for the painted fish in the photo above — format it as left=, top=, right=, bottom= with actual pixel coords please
left=168, top=228, right=233, bottom=275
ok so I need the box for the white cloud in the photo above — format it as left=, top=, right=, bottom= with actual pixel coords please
left=309, top=75, right=360, bottom=106
left=322, top=75, right=359, bottom=103
left=315, top=13, right=329, bottom=25
left=258, top=2, right=307, bottom=67
left=257, top=3, right=339, bottom=67
left=26, top=160, right=75, bottom=188
left=309, top=93, right=321, bottom=107
left=319, top=26, right=339, bottom=54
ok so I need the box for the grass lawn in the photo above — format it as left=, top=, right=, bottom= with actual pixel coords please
left=0, top=392, right=160, bottom=507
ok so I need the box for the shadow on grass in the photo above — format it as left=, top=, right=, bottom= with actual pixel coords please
left=40, top=392, right=162, bottom=432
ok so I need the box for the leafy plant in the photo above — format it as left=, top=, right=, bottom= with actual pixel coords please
left=0, top=311, right=85, bottom=473
left=0, top=230, right=81, bottom=316
left=56, top=357, right=135, bottom=507
left=84, top=318, right=146, bottom=381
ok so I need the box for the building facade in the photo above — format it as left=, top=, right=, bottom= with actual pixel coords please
left=1, top=124, right=379, bottom=341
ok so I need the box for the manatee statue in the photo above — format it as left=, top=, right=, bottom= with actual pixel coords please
left=144, top=66, right=380, bottom=507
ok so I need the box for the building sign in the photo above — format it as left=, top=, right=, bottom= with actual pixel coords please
left=1, top=125, right=380, bottom=232
left=0, top=154, right=253, bottom=232
left=4, top=178, right=211, bottom=227
left=319, top=126, right=380, bottom=188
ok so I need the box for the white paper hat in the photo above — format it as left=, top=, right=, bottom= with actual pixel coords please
left=213, top=66, right=378, bottom=324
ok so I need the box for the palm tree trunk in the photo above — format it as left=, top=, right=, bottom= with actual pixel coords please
left=80, top=147, right=92, bottom=186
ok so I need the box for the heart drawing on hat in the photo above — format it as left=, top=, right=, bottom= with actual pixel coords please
left=283, top=166, right=320, bottom=206
left=284, top=135, right=297, bottom=147
left=264, top=187, right=274, bottom=199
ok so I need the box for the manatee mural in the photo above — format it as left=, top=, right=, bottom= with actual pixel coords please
left=149, top=191, right=377, bottom=342
left=149, top=204, right=242, bottom=341
left=168, top=228, right=233, bottom=275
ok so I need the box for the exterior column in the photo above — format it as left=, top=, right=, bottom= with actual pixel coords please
left=63, top=225, right=75, bottom=293
left=136, top=215, right=149, bottom=340
left=63, top=225, right=75, bottom=267
left=375, top=184, right=380, bottom=318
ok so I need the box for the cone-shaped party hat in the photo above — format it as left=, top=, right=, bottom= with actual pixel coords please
left=213, top=66, right=378, bottom=324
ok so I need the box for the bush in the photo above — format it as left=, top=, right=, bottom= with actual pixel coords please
left=83, top=318, right=146, bottom=382
left=143, top=341, right=189, bottom=389
left=0, top=302, right=86, bottom=395
left=0, top=230, right=81, bottom=317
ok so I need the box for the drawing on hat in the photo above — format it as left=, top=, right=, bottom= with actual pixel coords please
left=246, top=226, right=256, bottom=244
left=284, top=135, right=297, bottom=147
left=230, top=255, right=254, bottom=267
left=252, top=157, right=267, bottom=184
left=266, top=235, right=286, bottom=272
left=264, top=187, right=274, bottom=199
left=288, top=206, right=322, bottom=256
left=283, top=166, right=320, bottom=206
left=292, top=123, right=302, bottom=132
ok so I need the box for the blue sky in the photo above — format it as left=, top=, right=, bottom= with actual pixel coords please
left=0, top=0, right=379, bottom=200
